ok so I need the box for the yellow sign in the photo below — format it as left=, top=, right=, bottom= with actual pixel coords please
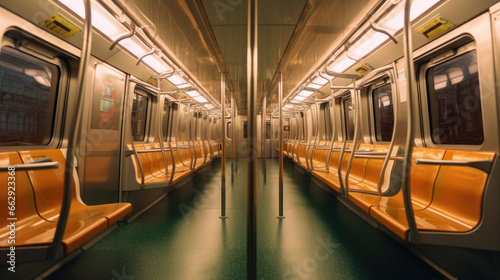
left=148, top=78, right=158, bottom=85
left=417, top=15, right=455, bottom=40
left=41, top=14, right=81, bottom=38
left=355, top=63, right=373, bottom=76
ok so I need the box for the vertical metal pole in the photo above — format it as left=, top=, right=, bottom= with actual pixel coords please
left=50, top=0, right=92, bottom=260
left=231, top=96, right=235, bottom=183
left=234, top=104, right=238, bottom=173
left=262, top=96, right=267, bottom=183
left=402, top=0, right=417, bottom=242
left=278, top=73, right=285, bottom=219
left=247, top=0, right=258, bottom=278
left=220, top=72, right=227, bottom=219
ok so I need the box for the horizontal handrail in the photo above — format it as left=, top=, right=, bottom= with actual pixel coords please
left=415, top=158, right=493, bottom=173
left=136, top=149, right=163, bottom=153
left=0, top=161, right=60, bottom=171
left=355, top=151, right=388, bottom=155
left=355, top=155, right=404, bottom=161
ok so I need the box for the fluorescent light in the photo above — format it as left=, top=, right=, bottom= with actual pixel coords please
left=58, top=0, right=128, bottom=40
left=449, top=67, right=464, bottom=85
left=377, top=0, right=440, bottom=34
left=119, top=37, right=149, bottom=58
left=205, top=104, right=215, bottom=109
left=194, top=96, right=208, bottom=103
left=327, top=52, right=356, bottom=73
left=293, top=95, right=307, bottom=102
left=142, top=54, right=172, bottom=73
left=284, top=104, right=294, bottom=109
left=307, top=83, right=323, bottom=89
left=434, top=74, right=447, bottom=90
left=167, top=74, right=188, bottom=86
left=298, top=90, right=314, bottom=97
left=348, top=29, right=389, bottom=59
left=185, top=90, right=200, bottom=97
left=177, top=83, right=192, bottom=89
left=312, top=76, right=329, bottom=85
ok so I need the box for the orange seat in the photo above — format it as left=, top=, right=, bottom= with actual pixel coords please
left=370, top=149, right=495, bottom=240
left=312, top=142, right=366, bottom=192
left=18, top=149, right=131, bottom=254
left=0, top=152, right=58, bottom=249
left=348, top=147, right=445, bottom=212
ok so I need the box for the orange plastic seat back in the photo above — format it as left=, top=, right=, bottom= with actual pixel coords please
left=0, top=152, right=38, bottom=232
left=349, top=144, right=375, bottom=180
left=431, top=150, right=495, bottom=228
left=18, top=150, right=87, bottom=221
left=362, top=145, right=389, bottom=187
left=409, top=147, right=446, bottom=207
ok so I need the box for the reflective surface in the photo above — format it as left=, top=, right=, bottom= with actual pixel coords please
left=48, top=159, right=442, bottom=279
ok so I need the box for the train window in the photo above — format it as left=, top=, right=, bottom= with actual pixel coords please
left=131, top=91, right=148, bottom=141
left=321, top=102, right=333, bottom=140
left=300, top=112, right=305, bottom=140
left=0, top=47, right=59, bottom=146
left=372, top=83, right=394, bottom=141
left=426, top=50, right=484, bottom=145
left=226, top=121, right=232, bottom=139
left=243, top=121, right=248, bottom=138
left=343, top=97, right=355, bottom=140
left=266, top=121, right=271, bottom=139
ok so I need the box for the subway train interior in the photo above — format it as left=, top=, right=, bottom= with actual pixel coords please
left=1, top=0, right=500, bottom=279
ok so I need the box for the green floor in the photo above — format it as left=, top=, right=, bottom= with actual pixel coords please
left=48, top=159, right=443, bottom=279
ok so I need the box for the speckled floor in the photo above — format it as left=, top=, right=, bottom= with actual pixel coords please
left=47, top=159, right=443, bottom=279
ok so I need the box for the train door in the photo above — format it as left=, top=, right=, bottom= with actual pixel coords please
left=80, top=63, right=126, bottom=204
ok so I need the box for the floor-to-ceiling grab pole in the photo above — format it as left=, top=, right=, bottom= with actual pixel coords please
left=247, top=0, right=258, bottom=278
left=402, top=0, right=417, bottom=242
left=231, top=96, right=235, bottom=184
left=262, top=95, right=267, bottom=183
left=50, top=0, right=92, bottom=260
left=234, top=102, right=238, bottom=173
left=278, top=73, right=285, bottom=219
left=220, top=72, right=227, bottom=219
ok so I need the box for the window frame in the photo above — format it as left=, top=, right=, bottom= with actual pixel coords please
left=368, top=79, right=395, bottom=143
left=341, top=95, right=355, bottom=141
left=419, top=41, right=485, bottom=148
left=0, top=35, right=68, bottom=148
left=130, top=87, right=150, bottom=142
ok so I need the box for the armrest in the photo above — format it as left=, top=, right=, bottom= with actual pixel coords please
left=415, top=159, right=493, bottom=173
left=0, top=161, right=59, bottom=171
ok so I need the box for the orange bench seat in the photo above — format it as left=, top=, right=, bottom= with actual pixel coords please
left=369, top=149, right=495, bottom=240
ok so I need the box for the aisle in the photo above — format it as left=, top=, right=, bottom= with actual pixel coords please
left=48, top=159, right=442, bottom=279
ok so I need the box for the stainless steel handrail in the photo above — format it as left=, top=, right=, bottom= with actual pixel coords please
left=401, top=0, right=418, bottom=243
left=50, top=0, right=91, bottom=260
left=355, top=155, right=404, bottom=161
left=157, top=99, right=170, bottom=179
left=0, top=161, right=60, bottom=172
left=167, top=102, right=176, bottom=185
left=376, top=63, right=399, bottom=196
left=344, top=81, right=361, bottom=197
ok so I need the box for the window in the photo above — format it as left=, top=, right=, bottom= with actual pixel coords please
left=243, top=121, right=248, bottom=139
left=343, top=97, right=355, bottom=140
left=372, top=83, right=394, bottom=141
left=321, top=102, right=333, bottom=140
left=300, top=112, right=305, bottom=140
left=227, top=121, right=232, bottom=139
left=0, top=47, right=59, bottom=146
left=162, top=98, right=170, bottom=141
left=266, top=121, right=271, bottom=139
left=131, top=91, right=148, bottom=141
left=426, top=50, right=483, bottom=145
